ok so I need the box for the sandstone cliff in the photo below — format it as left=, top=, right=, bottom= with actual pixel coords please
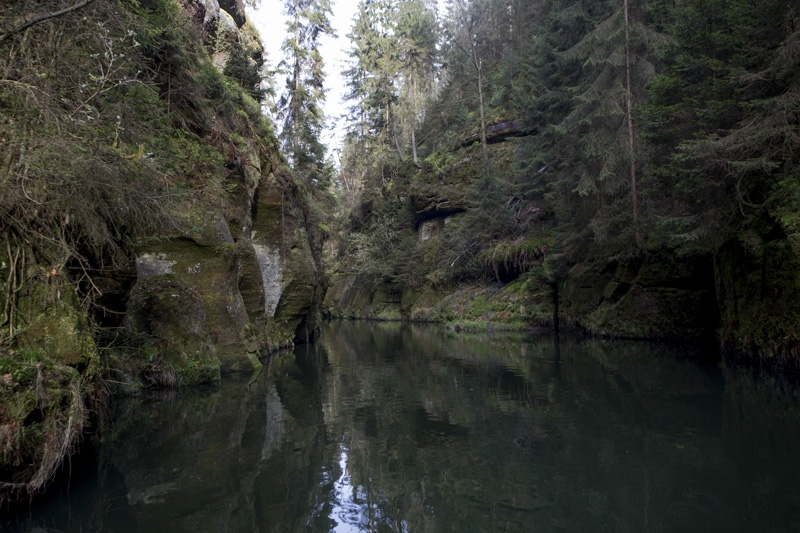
left=0, top=0, right=324, bottom=501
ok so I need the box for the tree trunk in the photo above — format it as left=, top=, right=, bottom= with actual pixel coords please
left=453, top=1, right=488, bottom=163
left=292, top=0, right=301, bottom=160
left=389, top=104, right=405, bottom=162
left=411, top=126, right=420, bottom=168
left=624, top=0, right=641, bottom=249
left=409, top=76, right=420, bottom=167
left=473, top=49, right=488, bottom=163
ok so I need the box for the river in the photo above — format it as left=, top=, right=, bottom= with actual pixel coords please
left=5, top=322, right=800, bottom=532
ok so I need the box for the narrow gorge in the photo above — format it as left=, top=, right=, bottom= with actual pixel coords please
left=2, top=0, right=800, bottom=513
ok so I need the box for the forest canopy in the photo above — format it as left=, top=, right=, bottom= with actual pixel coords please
left=330, top=0, right=800, bottom=275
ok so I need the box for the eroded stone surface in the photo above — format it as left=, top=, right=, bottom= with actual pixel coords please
left=252, top=242, right=283, bottom=317
left=136, top=253, right=177, bottom=279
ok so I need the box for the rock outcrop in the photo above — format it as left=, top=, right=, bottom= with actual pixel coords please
left=115, top=2, right=324, bottom=377
left=560, top=254, right=718, bottom=340
left=124, top=167, right=323, bottom=374
left=0, top=0, right=324, bottom=504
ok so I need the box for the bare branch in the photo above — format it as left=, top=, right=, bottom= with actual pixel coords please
left=0, top=0, right=96, bottom=45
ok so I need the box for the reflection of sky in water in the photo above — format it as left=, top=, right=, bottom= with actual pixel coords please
left=315, top=443, right=405, bottom=533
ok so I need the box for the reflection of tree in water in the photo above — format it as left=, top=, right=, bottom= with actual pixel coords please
left=311, top=323, right=800, bottom=532
left=8, top=324, right=800, bottom=531
left=313, top=323, right=561, bottom=532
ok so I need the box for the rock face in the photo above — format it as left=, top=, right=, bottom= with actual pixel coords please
left=0, top=0, right=325, bottom=506
left=114, top=4, right=324, bottom=378
left=561, top=255, right=718, bottom=340
left=124, top=169, right=323, bottom=376
left=217, top=0, right=247, bottom=27
left=181, top=0, right=245, bottom=34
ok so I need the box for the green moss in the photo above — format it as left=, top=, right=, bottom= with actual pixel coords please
left=416, top=278, right=550, bottom=332
left=264, top=319, right=294, bottom=343
left=124, top=275, right=222, bottom=385
left=479, top=235, right=554, bottom=276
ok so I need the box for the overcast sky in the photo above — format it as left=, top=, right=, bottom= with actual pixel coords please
left=248, top=0, right=445, bottom=163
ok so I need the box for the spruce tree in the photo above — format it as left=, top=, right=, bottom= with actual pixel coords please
left=396, top=0, right=438, bottom=167
left=641, top=0, right=768, bottom=252
left=521, top=0, right=662, bottom=256
left=445, top=0, right=489, bottom=161
left=278, top=0, right=334, bottom=186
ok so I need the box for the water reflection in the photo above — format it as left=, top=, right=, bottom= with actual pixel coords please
left=309, top=444, right=390, bottom=532
left=4, top=323, right=800, bottom=532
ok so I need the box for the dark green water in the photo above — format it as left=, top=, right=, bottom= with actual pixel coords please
left=5, top=322, right=800, bottom=532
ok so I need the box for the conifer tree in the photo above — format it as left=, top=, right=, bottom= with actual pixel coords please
left=446, top=0, right=489, bottom=161
left=396, top=0, right=438, bottom=167
left=278, top=0, right=334, bottom=185
left=224, top=39, right=267, bottom=102
left=642, top=0, right=800, bottom=253
left=528, top=0, right=662, bottom=254
left=343, top=1, right=400, bottom=139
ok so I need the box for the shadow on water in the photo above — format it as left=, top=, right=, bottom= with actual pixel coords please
left=4, top=321, right=800, bottom=532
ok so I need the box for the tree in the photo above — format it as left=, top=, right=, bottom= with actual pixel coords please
left=526, top=0, right=662, bottom=255
left=396, top=0, right=438, bottom=167
left=623, top=0, right=640, bottom=248
left=224, top=39, right=267, bottom=102
left=278, top=0, right=334, bottom=185
left=446, top=0, right=489, bottom=162
left=339, top=0, right=405, bottom=202
left=342, top=1, right=401, bottom=148
left=641, top=0, right=771, bottom=252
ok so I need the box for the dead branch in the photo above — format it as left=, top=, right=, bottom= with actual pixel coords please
left=0, top=0, right=96, bottom=45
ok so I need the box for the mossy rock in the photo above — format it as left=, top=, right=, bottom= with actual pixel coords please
left=0, top=274, right=94, bottom=501
left=425, top=278, right=550, bottom=331
left=133, top=236, right=249, bottom=372
left=0, top=350, right=87, bottom=497
left=404, top=286, right=451, bottom=321
left=250, top=173, right=323, bottom=342
left=124, top=275, right=220, bottom=384
left=561, top=261, right=617, bottom=316
left=322, top=273, right=374, bottom=319
left=14, top=280, right=98, bottom=371
left=561, top=254, right=716, bottom=339
left=411, top=142, right=516, bottom=221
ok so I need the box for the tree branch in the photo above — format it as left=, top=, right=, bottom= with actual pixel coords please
left=0, top=0, right=96, bottom=45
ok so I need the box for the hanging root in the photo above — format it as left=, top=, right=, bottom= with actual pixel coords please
left=0, top=380, right=87, bottom=503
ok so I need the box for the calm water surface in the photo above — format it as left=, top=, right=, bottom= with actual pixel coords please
left=5, top=322, right=800, bottom=532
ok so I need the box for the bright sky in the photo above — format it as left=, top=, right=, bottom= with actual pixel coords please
left=247, top=0, right=445, bottom=162
left=247, top=0, right=361, bottom=160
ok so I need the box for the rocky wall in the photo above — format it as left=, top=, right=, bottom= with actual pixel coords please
left=560, top=254, right=718, bottom=340
left=125, top=169, right=323, bottom=377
